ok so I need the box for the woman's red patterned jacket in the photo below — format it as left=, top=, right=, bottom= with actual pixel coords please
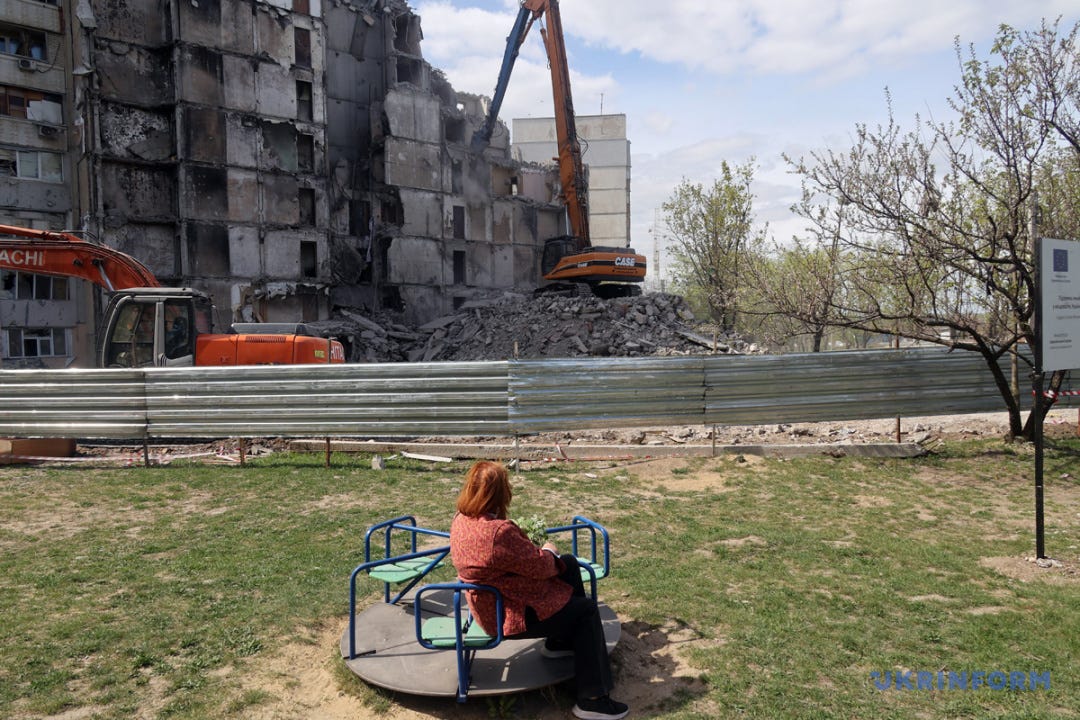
left=450, top=512, right=571, bottom=636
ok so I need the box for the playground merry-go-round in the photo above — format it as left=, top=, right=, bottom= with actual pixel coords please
left=340, top=515, right=620, bottom=702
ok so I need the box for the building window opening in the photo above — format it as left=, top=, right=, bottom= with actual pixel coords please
left=299, top=187, right=316, bottom=226
left=451, top=160, right=463, bottom=194
left=1, top=86, right=63, bottom=120
left=396, top=58, right=420, bottom=85
left=293, top=0, right=310, bottom=14
left=297, top=133, right=314, bottom=171
left=350, top=199, right=371, bottom=236
left=300, top=240, right=318, bottom=278
left=452, top=205, right=465, bottom=240
left=294, top=27, right=311, bottom=68
left=0, top=24, right=47, bottom=61
left=377, top=237, right=392, bottom=281
left=6, top=149, right=63, bottom=182
left=445, top=117, right=465, bottom=144
left=296, top=80, right=313, bottom=122
left=453, top=250, right=466, bottom=285
left=6, top=327, right=68, bottom=358
left=392, top=15, right=420, bottom=54
left=1, top=270, right=69, bottom=300
left=380, top=197, right=403, bottom=226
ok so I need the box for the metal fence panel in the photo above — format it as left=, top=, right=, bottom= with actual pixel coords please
left=705, top=347, right=1020, bottom=425
left=0, top=369, right=147, bottom=439
left=143, top=362, right=511, bottom=438
left=509, top=356, right=705, bottom=432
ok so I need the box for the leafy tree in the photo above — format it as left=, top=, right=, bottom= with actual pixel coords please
left=786, top=18, right=1079, bottom=440
left=662, top=161, right=766, bottom=334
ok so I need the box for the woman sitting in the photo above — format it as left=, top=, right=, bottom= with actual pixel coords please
left=449, top=460, right=629, bottom=720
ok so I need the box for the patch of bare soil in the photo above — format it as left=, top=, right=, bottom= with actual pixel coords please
left=979, top=556, right=1080, bottom=586
left=225, top=616, right=712, bottom=720
left=616, top=456, right=757, bottom=495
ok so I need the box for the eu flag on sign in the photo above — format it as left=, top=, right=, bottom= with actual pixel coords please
left=1053, top=248, right=1068, bottom=273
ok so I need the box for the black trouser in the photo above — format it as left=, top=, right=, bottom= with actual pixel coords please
left=515, top=554, right=613, bottom=700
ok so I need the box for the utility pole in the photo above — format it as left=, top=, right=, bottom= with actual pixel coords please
left=651, top=207, right=665, bottom=293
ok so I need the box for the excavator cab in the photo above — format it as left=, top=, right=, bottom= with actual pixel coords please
left=541, top=235, right=581, bottom=276
left=101, top=289, right=214, bottom=368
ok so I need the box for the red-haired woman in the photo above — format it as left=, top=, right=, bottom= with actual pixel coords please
left=449, top=460, right=628, bottom=720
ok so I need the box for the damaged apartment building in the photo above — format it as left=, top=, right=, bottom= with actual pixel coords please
left=1, top=0, right=565, bottom=367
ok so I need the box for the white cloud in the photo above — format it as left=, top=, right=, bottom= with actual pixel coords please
left=642, top=111, right=674, bottom=136
left=416, top=1, right=620, bottom=133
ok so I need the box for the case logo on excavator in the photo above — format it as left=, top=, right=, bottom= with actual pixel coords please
left=0, top=249, right=45, bottom=267
left=614, top=256, right=636, bottom=267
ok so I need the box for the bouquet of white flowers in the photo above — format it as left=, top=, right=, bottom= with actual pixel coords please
left=514, top=514, right=549, bottom=545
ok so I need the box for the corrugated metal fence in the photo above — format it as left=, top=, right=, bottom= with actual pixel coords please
left=0, top=347, right=1057, bottom=441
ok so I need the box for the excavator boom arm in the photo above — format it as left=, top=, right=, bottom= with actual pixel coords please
left=0, top=224, right=160, bottom=291
left=473, top=0, right=589, bottom=247
left=470, top=5, right=535, bottom=152
left=531, top=0, right=589, bottom=246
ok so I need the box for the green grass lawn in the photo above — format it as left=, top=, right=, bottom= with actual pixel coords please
left=0, top=438, right=1077, bottom=719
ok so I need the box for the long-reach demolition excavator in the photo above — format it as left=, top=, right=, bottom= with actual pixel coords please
left=0, top=224, right=344, bottom=367
left=472, top=0, right=646, bottom=298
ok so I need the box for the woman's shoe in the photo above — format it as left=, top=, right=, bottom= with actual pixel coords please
left=572, top=695, right=629, bottom=720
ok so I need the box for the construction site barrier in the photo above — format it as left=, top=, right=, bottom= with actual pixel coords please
left=0, top=348, right=1069, bottom=442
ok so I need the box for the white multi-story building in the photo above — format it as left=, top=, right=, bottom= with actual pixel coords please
left=512, top=114, right=632, bottom=248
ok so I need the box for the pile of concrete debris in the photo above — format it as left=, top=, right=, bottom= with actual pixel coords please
left=318, top=292, right=758, bottom=363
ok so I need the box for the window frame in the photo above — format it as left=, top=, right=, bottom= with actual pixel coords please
left=13, top=149, right=63, bottom=182
left=4, top=326, right=69, bottom=359
left=296, top=80, right=313, bottom=122
left=293, top=27, right=311, bottom=68
left=0, top=23, right=47, bottom=62
left=0, top=270, right=69, bottom=300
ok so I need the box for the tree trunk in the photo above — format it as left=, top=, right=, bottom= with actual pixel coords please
left=979, top=347, right=1026, bottom=439
left=1019, top=370, right=1068, bottom=441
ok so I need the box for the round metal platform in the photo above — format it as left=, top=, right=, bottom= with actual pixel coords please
left=339, top=588, right=622, bottom=698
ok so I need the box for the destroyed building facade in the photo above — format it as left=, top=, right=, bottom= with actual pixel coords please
left=1, top=0, right=566, bottom=367
left=324, top=0, right=566, bottom=324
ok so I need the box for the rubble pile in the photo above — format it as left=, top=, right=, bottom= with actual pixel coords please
left=325, top=292, right=758, bottom=363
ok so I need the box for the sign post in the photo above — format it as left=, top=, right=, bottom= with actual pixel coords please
left=1035, top=236, right=1080, bottom=559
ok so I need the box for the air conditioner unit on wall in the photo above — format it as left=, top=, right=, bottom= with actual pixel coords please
left=17, top=58, right=35, bottom=71
left=37, top=125, right=60, bottom=138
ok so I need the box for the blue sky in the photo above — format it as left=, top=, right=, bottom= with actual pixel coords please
left=414, top=0, right=1079, bottom=288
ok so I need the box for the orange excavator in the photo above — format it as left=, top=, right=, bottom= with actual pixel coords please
left=472, top=0, right=646, bottom=297
left=0, top=224, right=344, bottom=367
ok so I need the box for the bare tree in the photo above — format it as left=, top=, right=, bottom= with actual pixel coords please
left=786, top=19, right=1079, bottom=439
left=749, top=200, right=864, bottom=352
